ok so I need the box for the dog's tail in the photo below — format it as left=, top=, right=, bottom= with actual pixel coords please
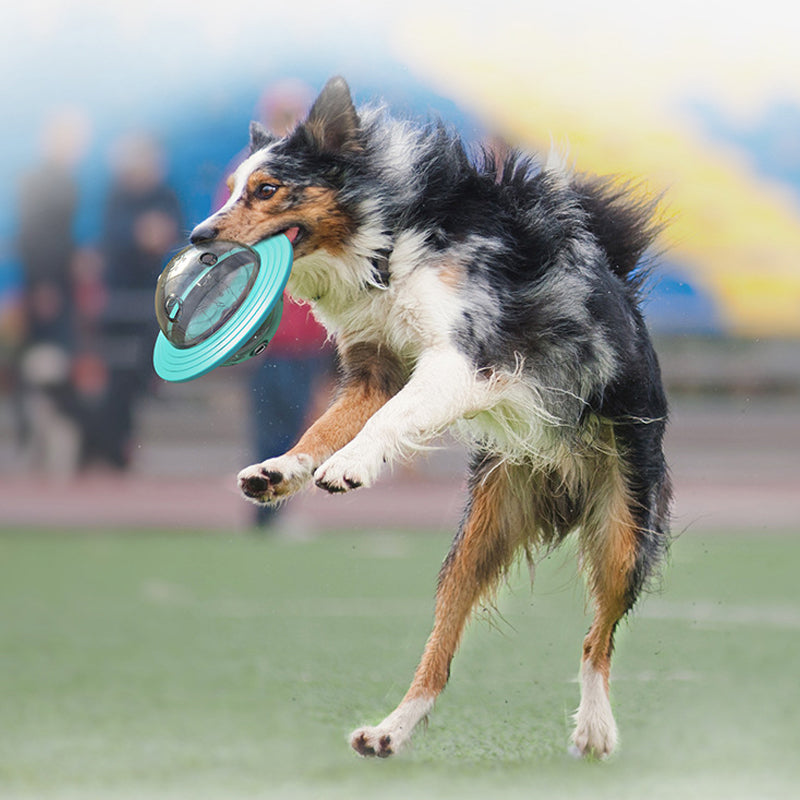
left=573, top=175, right=665, bottom=283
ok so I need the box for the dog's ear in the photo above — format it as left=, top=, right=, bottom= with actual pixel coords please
left=249, top=121, right=274, bottom=153
left=304, top=76, right=361, bottom=154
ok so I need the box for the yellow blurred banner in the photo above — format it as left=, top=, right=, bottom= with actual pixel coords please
left=395, top=11, right=800, bottom=336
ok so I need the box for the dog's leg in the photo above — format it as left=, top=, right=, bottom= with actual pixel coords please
left=238, top=383, right=387, bottom=503
left=314, top=348, right=485, bottom=493
left=351, top=455, right=528, bottom=757
left=570, top=454, right=646, bottom=760
left=238, top=343, right=406, bottom=504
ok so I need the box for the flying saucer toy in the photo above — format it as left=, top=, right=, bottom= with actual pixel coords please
left=153, top=234, right=293, bottom=382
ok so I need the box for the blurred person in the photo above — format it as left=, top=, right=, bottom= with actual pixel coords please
left=14, top=109, right=91, bottom=474
left=90, top=133, right=182, bottom=469
left=69, top=246, right=113, bottom=468
left=214, top=79, right=332, bottom=530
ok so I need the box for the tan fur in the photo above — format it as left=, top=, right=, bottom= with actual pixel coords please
left=213, top=179, right=355, bottom=258
left=438, top=262, right=465, bottom=289
left=578, top=447, right=639, bottom=687
left=402, top=424, right=639, bottom=701
left=287, top=341, right=408, bottom=468
left=287, top=383, right=390, bottom=468
left=404, top=459, right=529, bottom=700
left=298, top=187, right=356, bottom=257
left=245, top=171, right=280, bottom=195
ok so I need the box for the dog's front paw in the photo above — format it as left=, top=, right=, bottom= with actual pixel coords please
left=237, top=454, right=313, bottom=504
left=314, top=448, right=376, bottom=494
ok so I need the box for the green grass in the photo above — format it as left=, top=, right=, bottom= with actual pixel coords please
left=0, top=527, right=798, bottom=799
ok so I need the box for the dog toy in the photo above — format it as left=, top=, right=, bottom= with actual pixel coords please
left=153, top=234, right=293, bottom=382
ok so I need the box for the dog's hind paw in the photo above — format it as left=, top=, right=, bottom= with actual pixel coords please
left=350, top=728, right=394, bottom=758
left=349, top=696, right=434, bottom=759
left=570, top=661, right=618, bottom=759
left=237, top=454, right=313, bottom=504
left=570, top=707, right=618, bottom=759
left=569, top=725, right=617, bottom=760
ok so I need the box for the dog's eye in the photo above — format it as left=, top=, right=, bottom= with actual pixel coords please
left=254, top=183, right=279, bottom=200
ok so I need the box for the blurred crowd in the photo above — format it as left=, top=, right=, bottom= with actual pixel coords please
left=5, top=82, right=332, bottom=527
left=9, top=112, right=182, bottom=474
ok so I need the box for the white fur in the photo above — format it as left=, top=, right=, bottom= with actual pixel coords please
left=284, top=208, right=391, bottom=309
left=316, top=347, right=491, bottom=491
left=350, top=695, right=435, bottom=757
left=301, top=229, right=461, bottom=352
left=571, top=660, right=618, bottom=759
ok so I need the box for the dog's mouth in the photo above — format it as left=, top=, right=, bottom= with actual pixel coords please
left=280, top=225, right=308, bottom=250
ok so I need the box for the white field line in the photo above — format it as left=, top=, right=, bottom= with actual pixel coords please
left=142, top=582, right=800, bottom=628
left=638, top=600, right=800, bottom=629
left=141, top=581, right=431, bottom=618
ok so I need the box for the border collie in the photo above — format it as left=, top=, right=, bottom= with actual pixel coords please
left=189, top=76, right=672, bottom=759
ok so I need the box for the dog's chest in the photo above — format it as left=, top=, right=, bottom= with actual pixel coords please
left=326, top=264, right=465, bottom=358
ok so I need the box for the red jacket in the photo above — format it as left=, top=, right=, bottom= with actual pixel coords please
left=269, top=295, right=328, bottom=357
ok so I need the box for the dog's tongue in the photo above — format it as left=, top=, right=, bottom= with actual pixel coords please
left=284, top=227, right=300, bottom=244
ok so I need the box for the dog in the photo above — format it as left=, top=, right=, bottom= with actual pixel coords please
left=189, top=76, right=672, bottom=760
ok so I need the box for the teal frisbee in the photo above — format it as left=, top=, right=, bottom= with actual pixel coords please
left=153, top=234, right=293, bottom=382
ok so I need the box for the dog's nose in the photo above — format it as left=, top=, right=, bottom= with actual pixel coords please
left=189, top=223, right=219, bottom=244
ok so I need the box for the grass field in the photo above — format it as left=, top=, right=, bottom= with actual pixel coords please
left=1, top=527, right=798, bottom=799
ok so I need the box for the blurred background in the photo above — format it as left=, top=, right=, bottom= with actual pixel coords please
left=1, top=0, right=798, bottom=534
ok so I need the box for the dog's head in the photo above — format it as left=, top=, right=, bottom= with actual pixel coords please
left=190, top=76, right=365, bottom=261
